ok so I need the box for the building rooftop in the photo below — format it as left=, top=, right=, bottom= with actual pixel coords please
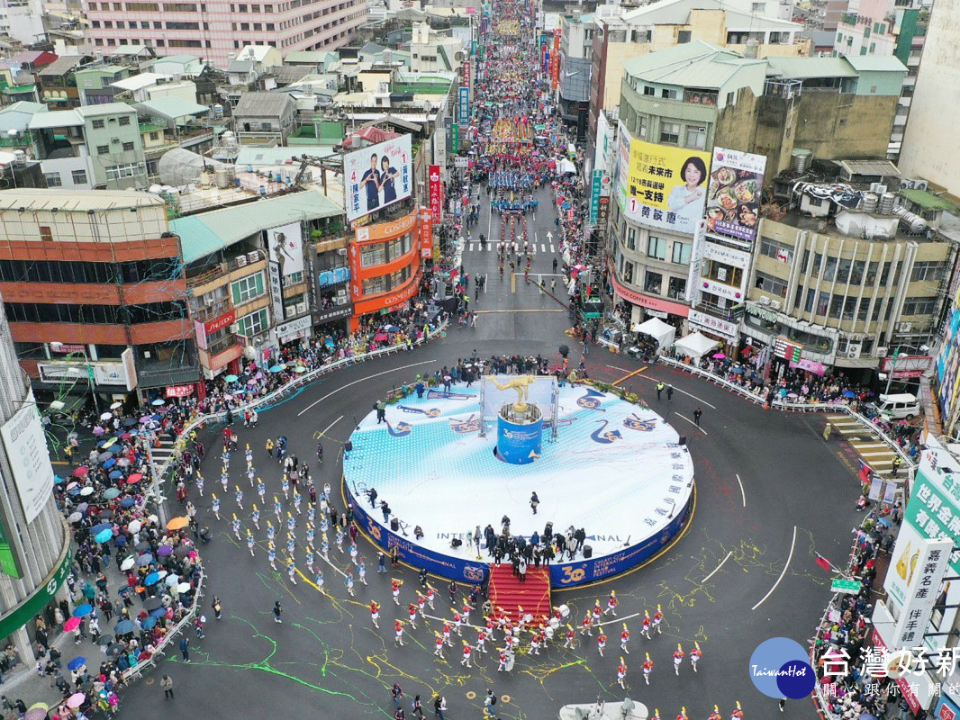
left=227, top=59, right=256, bottom=74
left=622, top=40, right=763, bottom=89
left=899, top=188, right=959, bottom=212
left=0, top=188, right=165, bottom=212
left=171, top=187, right=343, bottom=264
left=28, top=109, right=82, bottom=129
left=838, top=159, right=901, bottom=178
left=137, top=97, right=210, bottom=122
left=111, top=72, right=167, bottom=92
left=234, top=92, right=295, bottom=117
left=284, top=51, right=340, bottom=65
left=38, top=56, right=85, bottom=78
left=235, top=146, right=336, bottom=166
left=622, top=0, right=800, bottom=29
left=76, top=103, right=137, bottom=118
left=110, top=44, right=152, bottom=57
left=765, top=56, right=859, bottom=79
left=844, top=54, right=909, bottom=73
left=237, top=45, right=277, bottom=64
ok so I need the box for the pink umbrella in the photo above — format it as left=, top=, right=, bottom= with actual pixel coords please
left=127, top=473, right=143, bottom=485
left=712, top=352, right=726, bottom=359
left=73, top=467, right=89, bottom=477
left=66, top=482, right=79, bottom=490
left=66, top=693, right=85, bottom=709
left=64, top=617, right=82, bottom=632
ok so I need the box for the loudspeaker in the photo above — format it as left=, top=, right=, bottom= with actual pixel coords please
left=583, top=545, right=593, bottom=559
left=345, top=440, right=353, bottom=452
left=390, top=518, right=399, bottom=532
left=678, top=436, right=687, bottom=446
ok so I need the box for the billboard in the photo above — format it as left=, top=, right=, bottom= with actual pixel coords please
left=344, top=134, right=413, bottom=222
left=615, top=124, right=711, bottom=235
left=704, top=147, right=766, bottom=244
left=266, top=222, right=304, bottom=279
left=0, top=390, right=55, bottom=525
left=418, top=208, right=433, bottom=259
left=428, top=165, right=442, bottom=223
left=458, top=87, right=470, bottom=124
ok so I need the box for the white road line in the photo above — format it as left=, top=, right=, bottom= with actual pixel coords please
left=701, top=551, right=732, bottom=584
left=317, top=415, right=343, bottom=440
left=606, top=365, right=631, bottom=373
left=736, top=473, right=746, bottom=507
left=752, top=525, right=797, bottom=611
left=674, top=412, right=708, bottom=435
left=297, top=361, right=438, bottom=417
left=541, top=244, right=546, bottom=252
left=634, top=374, right=718, bottom=410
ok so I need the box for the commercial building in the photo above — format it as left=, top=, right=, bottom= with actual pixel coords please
left=83, top=0, right=368, bottom=69
left=557, top=11, right=594, bottom=139
left=0, top=292, right=71, bottom=670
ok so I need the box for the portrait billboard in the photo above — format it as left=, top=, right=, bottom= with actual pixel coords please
left=266, top=222, right=304, bottom=279
left=704, top=147, right=766, bottom=244
left=344, top=134, right=413, bottom=222
left=615, top=124, right=711, bottom=235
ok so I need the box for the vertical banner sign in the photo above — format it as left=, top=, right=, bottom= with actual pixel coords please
left=543, top=47, right=549, bottom=73
left=452, top=123, right=460, bottom=152
left=428, top=165, right=442, bottom=224
left=348, top=239, right=363, bottom=300
left=589, top=170, right=603, bottom=224
left=458, top=87, right=470, bottom=124
left=463, top=58, right=471, bottom=95
left=418, top=207, right=433, bottom=259
left=268, top=261, right=284, bottom=325
left=551, top=28, right=560, bottom=90
left=686, top=220, right=707, bottom=306
left=704, top=147, right=767, bottom=244
left=596, top=196, right=610, bottom=236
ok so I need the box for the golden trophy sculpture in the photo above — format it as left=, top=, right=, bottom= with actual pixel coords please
left=490, top=375, right=536, bottom=415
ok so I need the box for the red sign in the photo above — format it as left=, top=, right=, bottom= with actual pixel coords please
left=429, top=164, right=442, bottom=224
left=940, top=703, right=956, bottom=720
left=165, top=384, right=195, bottom=398
left=551, top=29, right=560, bottom=89
left=881, top=354, right=932, bottom=379
left=418, top=208, right=433, bottom=259
left=610, top=271, right=690, bottom=318
left=348, top=240, right=363, bottom=300
left=205, top=310, right=236, bottom=335
left=871, top=629, right=921, bottom=715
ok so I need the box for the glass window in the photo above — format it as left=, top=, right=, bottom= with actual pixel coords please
left=837, top=258, right=852, bottom=284
left=647, top=236, right=666, bottom=260
left=850, top=260, right=865, bottom=284
left=92, top=119, right=105, bottom=129
left=71, top=170, right=87, bottom=185
left=760, top=237, right=793, bottom=263
left=755, top=271, right=787, bottom=298
left=44, top=173, right=62, bottom=188
left=822, top=256, right=837, bottom=281
left=668, top=276, right=686, bottom=299
left=97, top=145, right=109, bottom=155
left=637, top=116, right=647, bottom=139
left=230, top=271, right=265, bottom=304
left=118, top=116, right=131, bottom=126
left=842, top=296, right=857, bottom=320
left=122, top=142, right=135, bottom=152
left=623, top=261, right=634, bottom=284
left=236, top=308, right=268, bottom=337
left=360, top=242, right=386, bottom=267
left=671, top=241, right=690, bottom=265
left=829, top=294, right=844, bottom=318
left=644, top=271, right=662, bottom=294
left=660, top=122, right=680, bottom=144
left=684, top=126, right=705, bottom=149
left=626, top=227, right=636, bottom=251
left=902, top=297, right=936, bottom=316
left=816, top=291, right=830, bottom=316
left=911, top=261, right=947, bottom=282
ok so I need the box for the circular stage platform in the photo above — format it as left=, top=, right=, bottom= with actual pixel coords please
left=343, top=380, right=694, bottom=588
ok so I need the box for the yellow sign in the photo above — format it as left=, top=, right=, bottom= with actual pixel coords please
left=615, top=124, right=711, bottom=235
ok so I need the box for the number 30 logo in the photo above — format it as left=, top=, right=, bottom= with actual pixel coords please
left=558, top=566, right=586, bottom=584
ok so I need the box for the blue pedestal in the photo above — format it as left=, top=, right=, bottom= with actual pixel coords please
left=497, top=406, right=543, bottom=464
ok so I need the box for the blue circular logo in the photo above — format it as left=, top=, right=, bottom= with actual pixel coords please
left=749, top=638, right=815, bottom=699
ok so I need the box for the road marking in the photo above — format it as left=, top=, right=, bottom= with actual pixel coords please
left=541, top=244, right=546, bottom=252
left=752, top=525, right=797, bottom=610
left=297, top=361, right=437, bottom=417
left=736, top=473, right=746, bottom=507
left=634, top=374, right=717, bottom=410
left=315, top=415, right=343, bottom=440
left=613, top=367, right=647, bottom=386
left=701, top=551, right=732, bottom=583
left=674, top=412, right=707, bottom=435
left=606, top=365, right=631, bottom=374
left=511, top=271, right=516, bottom=294
left=476, top=309, right=565, bottom=314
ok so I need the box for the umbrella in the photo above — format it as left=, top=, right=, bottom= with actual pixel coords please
left=294, top=366, right=307, bottom=373
left=102, top=459, right=117, bottom=469
left=157, top=545, right=173, bottom=557
left=114, top=535, right=127, bottom=547
left=269, top=364, right=285, bottom=372
left=167, top=517, right=189, bottom=530
left=120, top=432, right=132, bottom=440
left=67, top=512, right=82, bottom=523
left=100, top=412, right=113, bottom=421
left=98, top=635, right=113, bottom=647
left=28, top=703, right=48, bottom=712
left=104, top=488, right=120, bottom=499
left=137, top=553, right=154, bottom=566
left=64, top=617, right=82, bottom=632
left=110, top=401, right=123, bottom=410
left=843, top=389, right=857, bottom=398
left=712, top=352, right=726, bottom=359
left=66, top=694, right=85, bottom=709
left=113, top=620, right=135, bottom=635
left=92, top=427, right=105, bottom=436
left=165, top=575, right=180, bottom=587
left=90, top=523, right=112, bottom=535
left=123, top=418, right=137, bottom=427
left=140, top=616, right=157, bottom=630
left=106, top=643, right=125, bottom=658
left=143, top=597, right=163, bottom=611
left=72, top=605, right=93, bottom=618
left=108, top=470, right=122, bottom=480
left=151, top=399, right=165, bottom=406
left=176, top=582, right=191, bottom=593
left=54, top=474, right=65, bottom=484
left=24, top=709, right=47, bottom=720
left=77, top=503, right=88, bottom=513
left=877, top=516, right=893, bottom=527
left=73, top=467, right=89, bottom=477
left=80, top=487, right=95, bottom=497
left=120, top=497, right=135, bottom=508
left=98, top=452, right=113, bottom=463
left=117, top=458, right=131, bottom=467
left=98, top=509, right=114, bottom=519
left=128, top=519, right=141, bottom=533
left=95, top=529, right=113, bottom=544
left=149, top=607, right=166, bottom=618
left=135, top=541, right=151, bottom=552
left=144, top=572, right=161, bottom=586
left=174, top=545, right=193, bottom=558
left=67, top=657, right=86, bottom=671
left=100, top=437, right=117, bottom=449
left=225, top=374, right=239, bottom=383
left=120, top=557, right=135, bottom=571
left=247, top=378, right=258, bottom=385
left=139, top=416, right=153, bottom=424
left=127, top=473, right=143, bottom=484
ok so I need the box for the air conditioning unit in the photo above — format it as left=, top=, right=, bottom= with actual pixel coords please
left=771, top=300, right=782, bottom=310
left=876, top=346, right=889, bottom=357
left=869, top=183, right=887, bottom=194
left=847, top=344, right=862, bottom=359
left=336, top=289, right=347, bottom=297
left=898, top=322, right=913, bottom=333
left=758, top=296, right=772, bottom=306
left=296, top=302, right=306, bottom=315
left=247, top=251, right=259, bottom=264
left=228, top=323, right=240, bottom=333
left=285, top=306, right=297, bottom=318
left=111, top=137, right=120, bottom=143
left=336, top=296, right=347, bottom=305
left=236, top=255, right=248, bottom=267
left=901, top=179, right=929, bottom=191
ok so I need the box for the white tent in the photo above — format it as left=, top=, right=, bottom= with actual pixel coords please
left=631, top=317, right=676, bottom=353
left=673, top=331, right=720, bottom=360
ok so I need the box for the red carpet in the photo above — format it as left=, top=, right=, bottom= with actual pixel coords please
left=488, top=563, right=551, bottom=624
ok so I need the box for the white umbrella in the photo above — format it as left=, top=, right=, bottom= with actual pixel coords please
left=176, top=582, right=190, bottom=593
left=148, top=515, right=159, bottom=524
left=67, top=512, right=82, bottom=523
left=80, top=487, right=94, bottom=497
left=120, top=557, right=135, bottom=571
left=165, top=575, right=180, bottom=587
left=110, top=402, right=123, bottom=410
left=156, top=570, right=168, bottom=580
left=100, top=412, right=113, bottom=421
left=128, top=520, right=141, bottom=533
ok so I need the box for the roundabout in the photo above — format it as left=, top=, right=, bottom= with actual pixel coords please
left=344, top=379, right=694, bottom=588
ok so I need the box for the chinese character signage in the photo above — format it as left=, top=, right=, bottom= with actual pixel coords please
left=428, top=164, right=442, bottom=224
left=459, top=87, right=470, bottom=124
left=452, top=123, right=459, bottom=152
left=551, top=28, right=560, bottom=89
left=900, top=462, right=960, bottom=577
left=615, top=123, right=712, bottom=235
left=418, top=207, right=433, bottom=259
left=463, top=58, right=471, bottom=94
left=589, top=170, right=603, bottom=224
left=343, top=134, right=414, bottom=223
left=705, top=147, right=766, bottom=244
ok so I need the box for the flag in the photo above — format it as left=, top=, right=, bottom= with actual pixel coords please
left=858, top=458, right=873, bottom=485
left=815, top=553, right=831, bottom=573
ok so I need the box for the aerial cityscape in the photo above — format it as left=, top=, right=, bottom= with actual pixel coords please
left=0, top=0, right=953, bottom=716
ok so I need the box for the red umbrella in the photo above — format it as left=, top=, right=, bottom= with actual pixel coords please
left=64, top=617, right=82, bottom=632
left=126, top=473, right=143, bottom=484
left=73, top=467, right=89, bottom=477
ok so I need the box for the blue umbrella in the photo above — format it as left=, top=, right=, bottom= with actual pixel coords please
left=95, top=529, right=113, bottom=544
left=114, top=620, right=135, bottom=634
left=843, top=389, right=857, bottom=398
left=103, top=458, right=117, bottom=469
left=149, top=607, right=166, bottom=619
left=72, top=604, right=93, bottom=618
left=55, top=474, right=65, bottom=484
left=67, top=487, right=81, bottom=496
left=269, top=364, right=285, bottom=372
left=120, top=497, right=135, bottom=508
left=67, top=657, right=86, bottom=671
left=137, top=553, right=154, bottom=566
left=91, top=523, right=112, bottom=535
left=108, top=470, right=123, bottom=480
left=144, top=572, right=161, bottom=586
left=114, top=535, right=127, bottom=547
left=141, top=616, right=157, bottom=630
left=103, top=488, right=120, bottom=499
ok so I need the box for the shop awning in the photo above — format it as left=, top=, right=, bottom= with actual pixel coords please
left=673, top=331, right=720, bottom=360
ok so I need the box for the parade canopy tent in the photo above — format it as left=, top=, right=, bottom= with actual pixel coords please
left=631, top=317, right=676, bottom=352
left=558, top=158, right=576, bottom=175
left=673, top=331, right=720, bottom=360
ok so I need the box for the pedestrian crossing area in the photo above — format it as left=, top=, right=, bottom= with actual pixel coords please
left=466, top=242, right=557, bottom=253
left=827, top=414, right=902, bottom=478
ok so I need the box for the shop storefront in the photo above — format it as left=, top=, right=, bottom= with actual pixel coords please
left=610, top=271, right=689, bottom=331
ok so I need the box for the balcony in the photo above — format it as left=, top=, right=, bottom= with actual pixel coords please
left=186, top=253, right=266, bottom=290
left=137, top=361, right=202, bottom=388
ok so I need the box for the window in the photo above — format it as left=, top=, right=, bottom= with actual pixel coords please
left=236, top=308, right=268, bottom=337
left=647, top=235, right=666, bottom=260
left=122, top=141, right=135, bottom=152
left=97, top=145, right=109, bottom=155
left=230, top=272, right=265, bottom=304
left=44, top=172, right=62, bottom=188
left=118, top=116, right=130, bottom=126
left=71, top=170, right=87, bottom=185
left=92, top=119, right=105, bottom=129
left=660, top=122, right=680, bottom=144
left=644, top=271, right=662, bottom=294
left=643, top=86, right=655, bottom=96
left=902, top=297, right=936, bottom=317
left=911, top=261, right=947, bottom=282
left=668, top=276, right=686, bottom=299
left=105, top=163, right=144, bottom=181
left=671, top=241, right=691, bottom=265
left=685, top=125, right=705, bottom=149
left=149, top=132, right=160, bottom=141
left=360, top=243, right=386, bottom=267
left=677, top=30, right=691, bottom=43
left=760, top=236, right=793, bottom=263
left=751, top=1, right=765, bottom=10
left=626, top=227, right=636, bottom=251
left=39, top=226, right=53, bottom=242
left=637, top=115, right=647, bottom=139
left=623, top=261, right=634, bottom=284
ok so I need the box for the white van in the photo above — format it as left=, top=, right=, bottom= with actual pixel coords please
left=875, top=393, right=920, bottom=420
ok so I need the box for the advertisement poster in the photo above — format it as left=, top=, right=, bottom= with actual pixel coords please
left=344, top=134, right=413, bottom=222
left=428, top=165, right=442, bottom=223
left=705, top=147, right=766, bottom=244
left=418, top=207, right=433, bottom=259
left=459, top=87, right=470, bottom=124
left=0, top=390, right=54, bottom=525
left=616, top=124, right=712, bottom=235
left=266, top=223, right=304, bottom=279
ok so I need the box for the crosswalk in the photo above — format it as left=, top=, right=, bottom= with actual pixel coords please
left=827, top=414, right=903, bottom=478
left=467, top=242, right=557, bottom=253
